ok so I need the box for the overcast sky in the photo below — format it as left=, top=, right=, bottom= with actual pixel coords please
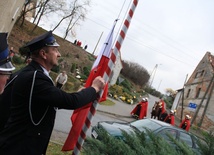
left=39, top=0, right=214, bottom=94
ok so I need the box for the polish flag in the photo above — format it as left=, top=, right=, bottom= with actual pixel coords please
left=62, top=20, right=117, bottom=151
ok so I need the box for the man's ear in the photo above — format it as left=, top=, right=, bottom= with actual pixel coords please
left=39, top=49, right=47, bottom=59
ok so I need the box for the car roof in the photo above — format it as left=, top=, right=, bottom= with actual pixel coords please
left=130, top=118, right=190, bottom=133
left=98, top=121, right=134, bottom=136
left=98, top=118, right=192, bottom=136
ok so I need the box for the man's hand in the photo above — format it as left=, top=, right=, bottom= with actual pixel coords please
left=91, top=76, right=105, bottom=93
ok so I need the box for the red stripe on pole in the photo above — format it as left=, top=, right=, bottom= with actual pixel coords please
left=90, top=106, right=96, bottom=115
left=85, top=118, right=90, bottom=128
left=133, top=0, right=138, bottom=6
left=124, top=20, right=130, bottom=29
left=105, top=66, right=111, bottom=77
left=129, top=9, right=133, bottom=18
left=115, top=42, right=121, bottom=51
left=110, top=52, right=116, bottom=63
left=80, top=131, right=86, bottom=139
left=120, top=30, right=125, bottom=40
left=76, top=143, right=81, bottom=150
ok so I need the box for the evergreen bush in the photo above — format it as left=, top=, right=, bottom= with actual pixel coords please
left=83, top=129, right=198, bottom=155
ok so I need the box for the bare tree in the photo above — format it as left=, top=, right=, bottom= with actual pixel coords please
left=32, top=0, right=50, bottom=32
left=165, top=88, right=177, bottom=98
left=121, top=60, right=150, bottom=88
left=52, top=0, right=90, bottom=39
left=32, top=0, right=44, bottom=24
left=63, top=14, right=83, bottom=39
left=31, top=0, right=65, bottom=32
left=16, top=0, right=40, bottom=27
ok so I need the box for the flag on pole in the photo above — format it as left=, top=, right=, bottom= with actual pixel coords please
left=62, top=20, right=117, bottom=151
left=71, top=1, right=139, bottom=154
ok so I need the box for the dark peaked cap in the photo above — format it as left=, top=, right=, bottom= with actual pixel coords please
left=25, top=31, right=59, bottom=52
left=0, top=33, right=15, bottom=72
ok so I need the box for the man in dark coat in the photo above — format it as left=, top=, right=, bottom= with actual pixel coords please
left=0, top=31, right=105, bottom=155
left=0, top=33, right=15, bottom=94
left=0, top=33, right=15, bottom=130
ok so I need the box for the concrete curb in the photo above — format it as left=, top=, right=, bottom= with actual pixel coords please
left=97, top=109, right=132, bottom=118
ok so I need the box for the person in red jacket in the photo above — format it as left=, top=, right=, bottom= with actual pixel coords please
left=131, top=97, right=148, bottom=119
left=143, top=97, right=148, bottom=118
left=157, top=97, right=165, bottom=120
left=164, top=110, right=175, bottom=125
left=179, top=115, right=191, bottom=131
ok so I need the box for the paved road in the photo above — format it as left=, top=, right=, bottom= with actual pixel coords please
left=50, top=94, right=160, bottom=144
left=97, top=95, right=159, bottom=119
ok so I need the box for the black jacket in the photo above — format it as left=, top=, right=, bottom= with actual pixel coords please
left=0, top=61, right=97, bottom=155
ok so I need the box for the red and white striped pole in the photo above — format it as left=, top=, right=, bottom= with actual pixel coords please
left=72, top=0, right=139, bottom=154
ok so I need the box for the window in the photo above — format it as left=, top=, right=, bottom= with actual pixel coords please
left=179, top=132, right=193, bottom=148
left=157, top=129, right=177, bottom=142
left=195, top=88, right=201, bottom=98
left=195, top=70, right=205, bottom=78
left=201, top=70, right=204, bottom=76
left=186, top=89, right=191, bottom=98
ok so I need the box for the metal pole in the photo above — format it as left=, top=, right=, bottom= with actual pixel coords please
left=92, top=31, right=103, bottom=55
left=180, top=74, right=188, bottom=122
left=198, top=74, right=214, bottom=127
left=72, top=1, right=139, bottom=154
left=157, top=79, right=162, bottom=91
left=191, top=74, right=214, bottom=125
left=150, top=64, right=158, bottom=87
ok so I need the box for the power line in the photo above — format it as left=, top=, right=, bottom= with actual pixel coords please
left=82, top=1, right=202, bottom=68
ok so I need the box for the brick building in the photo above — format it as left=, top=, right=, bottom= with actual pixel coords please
left=175, top=52, right=214, bottom=130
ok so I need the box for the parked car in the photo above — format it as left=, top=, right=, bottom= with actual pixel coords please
left=91, top=118, right=201, bottom=154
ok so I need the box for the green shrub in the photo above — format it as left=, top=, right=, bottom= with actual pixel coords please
left=19, top=46, right=30, bottom=56
left=12, top=55, right=23, bottom=64
left=118, top=79, right=132, bottom=91
left=51, top=65, right=60, bottom=73
left=83, top=66, right=90, bottom=77
left=70, top=63, right=76, bottom=73
left=88, top=54, right=95, bottom=61
left=83, top=129, right=196, bottom=155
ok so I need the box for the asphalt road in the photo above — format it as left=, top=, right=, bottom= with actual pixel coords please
left=50, top=94, right=160, bottom=144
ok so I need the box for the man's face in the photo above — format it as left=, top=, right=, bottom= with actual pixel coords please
left=0, top=72, right=11, bottom=94
left=44, top=46, right=61, bottom=67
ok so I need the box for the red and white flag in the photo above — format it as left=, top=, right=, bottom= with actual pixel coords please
left=62, top=20, right=117, bottom=151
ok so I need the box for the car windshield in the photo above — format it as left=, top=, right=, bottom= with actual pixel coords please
left=130, top=119, right=162, bottom=132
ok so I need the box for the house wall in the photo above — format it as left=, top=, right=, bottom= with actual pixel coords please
left=176, top=52, right=214, bottom=130
left=109, top=53, right=122, bottom=86
left=0, top=0, right=25, bottom=33
left=171, top=90, right=182, bottom=111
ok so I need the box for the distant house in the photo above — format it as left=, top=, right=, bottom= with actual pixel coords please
left=0, top=0, right=25, bottom=33
left=109, top=49, right=123, bottom=86
left=175, top=52, right=214, bottom=130
left=171, top=88, right=183, bottom=111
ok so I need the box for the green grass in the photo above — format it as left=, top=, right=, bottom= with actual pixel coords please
left=47, top=141, right=87, bottom=155
left=46, top=142, right=72, bottom=155
left=99, top=99, right=115, bottom=106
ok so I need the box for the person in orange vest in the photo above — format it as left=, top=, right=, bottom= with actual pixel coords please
left=164, top=110, right=175, bottom=125
left=179, top=115, right=191, bottom=131
left=131, top=98, right=148, bottom=119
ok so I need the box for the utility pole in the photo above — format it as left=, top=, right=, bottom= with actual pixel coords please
left=150, top=64, right=158, bottom=87
left=191, top=74, right=214, bottom=125
left=92, top=31, right=103, bottom=55
left=157, top=79, right=162, bottom=91
left=180, top=74, right=188, bottom=122
left=198, top=74, right=214, bottom=127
